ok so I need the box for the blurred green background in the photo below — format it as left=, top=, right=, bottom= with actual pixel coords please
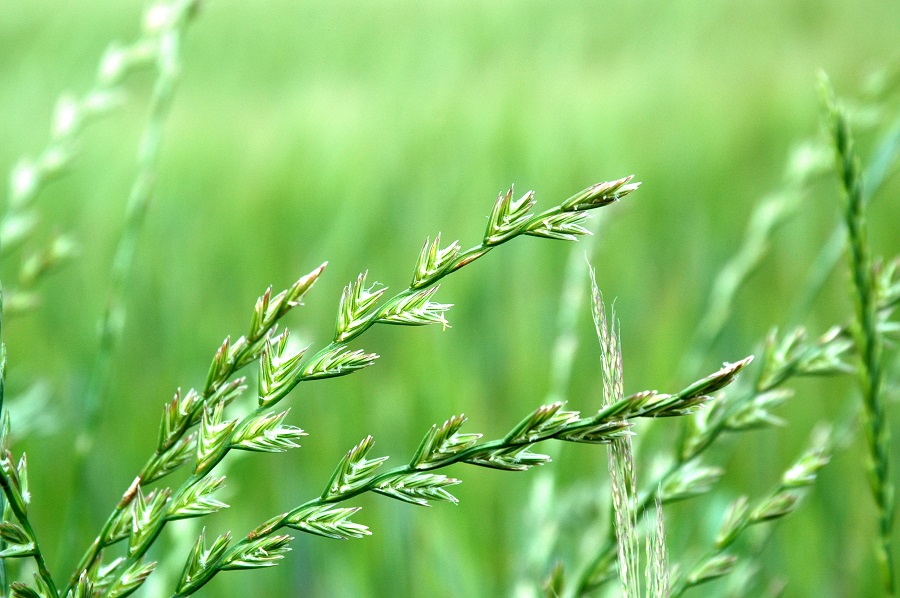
left=2, top=1, right=899, bottom=596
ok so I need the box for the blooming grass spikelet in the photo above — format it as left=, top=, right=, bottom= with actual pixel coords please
left=0, top=531, right=35, bottom=559
left=750, top=491, right=799, bottom=523
left=334, top=271, right=388, bottom=342
left=505, top=402, right=581, bottom=445
left=660, top=461, right=724, bottom=504
left=221, top=534, right=292, bottom=570
left=781, top=454, right=828, bottom=489
left=9, top=583, right=41, bottom=598
left=484, top=186, right=537, bottom=245
left=374, top=472, right=461, bottom=507
left=466, top=445, right=552, bottom=471
left=107, top=502, right=135, bottom=544
left=0, top=521, right=31, bottom=547
left=204, top=336, right=234, bottom=393
left=128, top=487, right=170, bottom=556
left=301, top=344, right=379, bottom=380
left=286, top=505, right=371, bottom=540
left=377, top=286, right=453, bottom=327
left=714, top=496, right=750, bottom=550
left=560, top=176, right=640, bottom=211
left=323, top=436, right=389, bottom=499
left=195, top=401, right=238, bottom=474
left=676, top=356, right=756, bottom=401
left=758, top=326, right=855, bottom=391
left=157, top=388, right=201, bottom=451
left=206, top=378, right=247, bottom=417
left=91, top=556, right=127, bottom=594
left=231, top=409, right=305, bottom=453
left=144, top=433, right=195, bottom=483
left=411, top=234, right=461, bottom=288
left=725, top=388, right=791, bottom=430
left=66, top=572, right=93, bottom=598
left=410, top=414, right=482, bottom=469
left=0, top=450, right=29, bottom=515
left=177, top=529, right=231, bottom=593
left=555, top=419, right=633, bottom=445
left=258, top=331, right=308, bottom=407
left=167, top=475, right=228, bottom=520
left=248, top=262, right=326, bottom=340
left=686, top=554, right=737, bottom=587
left=105, top=558, right=156, bottom=598
left=526, top=211, right=592, bottom=242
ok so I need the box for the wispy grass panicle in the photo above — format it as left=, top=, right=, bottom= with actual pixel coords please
left=646, top=496, right=670, bottom=598
left=822, top=75, right=896, bottom=596
left=589, top=268, right=641, bottom=598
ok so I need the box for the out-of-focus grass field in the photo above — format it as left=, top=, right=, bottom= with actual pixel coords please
left=2, top=1, right=899, bottom=596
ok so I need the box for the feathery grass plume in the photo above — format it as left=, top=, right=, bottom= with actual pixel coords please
left=167, top=355, right=749, bottom=596
left=62, top=178, right=638, bottom=595
left=669, top=426, right=831, bottom=596
left=570, top=264, right=894, bottom=595
left=822, top=75, right=896, bottom=595
left=589, top=268, right=640, bottom=598
left=646, top=496, right=670, bottom=598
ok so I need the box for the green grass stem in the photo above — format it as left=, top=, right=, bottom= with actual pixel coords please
left=823, top=77, right=895, bottom=596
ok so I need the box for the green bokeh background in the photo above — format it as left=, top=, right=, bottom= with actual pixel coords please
left=1, top=1, right=899, bottom=596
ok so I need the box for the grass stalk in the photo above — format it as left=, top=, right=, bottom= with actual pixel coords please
left=823, top=77, right=895, bottom=596
left=788, top=117, right=900, bottom=324
left=590, top=269, right=640, bottom=598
